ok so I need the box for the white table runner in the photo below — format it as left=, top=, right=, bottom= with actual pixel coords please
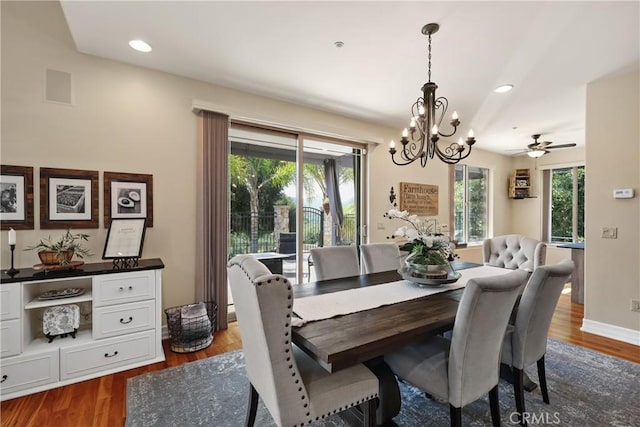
left=292, top=265, right=513, bottom=326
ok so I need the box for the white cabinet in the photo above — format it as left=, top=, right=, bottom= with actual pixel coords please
left=0, top=259, right=164, bottom=401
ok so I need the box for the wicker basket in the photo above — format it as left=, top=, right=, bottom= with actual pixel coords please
left=38, top=250, right=74, bottom=265
left=164, top=301, right=217, bottom=353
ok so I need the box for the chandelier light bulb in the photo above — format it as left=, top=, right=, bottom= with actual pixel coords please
left=431, top=125, right=438, bottom=135
left=457, top=138, right=464, bottom=147
left=468, top=129, right=474, bottom=138
left=402, top=128, right=409, bottom=138
left=418, top=105, right=426, bottom=116
left=389, top=140, right=396, bottom=149
left=410, top=117, right=417, bottom=128
left=452, top=111, right=459, bottom=120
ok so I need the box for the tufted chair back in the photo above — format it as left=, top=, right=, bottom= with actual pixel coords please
left=482, top=234, right=546, bottom=271
left=227, top=255, right=309, bottom=426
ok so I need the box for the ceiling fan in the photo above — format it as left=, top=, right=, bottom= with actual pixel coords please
left=511, top=134, right=577, bottom=158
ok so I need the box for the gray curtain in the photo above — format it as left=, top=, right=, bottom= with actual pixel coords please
left=324, top=159, right=344, bottom=245
left=197, top=110, right=229, bottom=330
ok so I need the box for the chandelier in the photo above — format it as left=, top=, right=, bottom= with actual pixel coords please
left=389, top=23, right=476, bottom=167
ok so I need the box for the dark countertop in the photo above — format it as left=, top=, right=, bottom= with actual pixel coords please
left=1, top=258, right=164, bottom=284
left=557, top=242, right=585, bottom=250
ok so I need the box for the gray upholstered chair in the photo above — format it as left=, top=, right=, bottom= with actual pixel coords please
left=384, top=269, right=529, bottom=427
left=360, top=242, right=402, bottom=274
left=228, top=255, right=378, bottom=426
left=482, top=234, right=546, bottom=272
left=501, top=259, right=574, bottom=426
left=309, top=245, right=360, bottom=281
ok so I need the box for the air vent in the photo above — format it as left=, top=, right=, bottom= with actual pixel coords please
left=45, top=68, right=73, bottom=105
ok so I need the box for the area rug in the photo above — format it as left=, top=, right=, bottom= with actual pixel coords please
left=126, top=339, right=639, bottom=426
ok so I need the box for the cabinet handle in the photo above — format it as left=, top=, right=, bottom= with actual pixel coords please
left=120, top=316, right=133, bottom=324
left=1, top=374, right=7, bottom=383
left=104, top=351, right=119, bottom=358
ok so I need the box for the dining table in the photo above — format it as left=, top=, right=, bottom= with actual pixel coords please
left=291, top=261, right=509, bottom=425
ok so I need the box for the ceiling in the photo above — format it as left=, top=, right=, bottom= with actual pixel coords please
left=59, top=1, right=639, bottom=155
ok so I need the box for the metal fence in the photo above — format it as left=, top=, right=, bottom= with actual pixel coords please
left=229, top=212, right=276, bottom=256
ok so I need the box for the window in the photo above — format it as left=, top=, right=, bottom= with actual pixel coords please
left=543, top=166, right=584, bottom=243
left=453, top=165, right=489, bottom=244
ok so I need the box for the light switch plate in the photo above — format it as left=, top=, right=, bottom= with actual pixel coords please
left=602, top=227, right=617, bottom=239
left=377, top=222, right=385, bottom=230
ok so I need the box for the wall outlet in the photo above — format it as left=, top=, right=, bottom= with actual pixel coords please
left=632, top=300, right=640, bottom=312
left=601, top=227, right=618, bottom=239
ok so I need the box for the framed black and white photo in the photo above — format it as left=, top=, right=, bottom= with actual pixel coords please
left=40, top=167, right=99, bottom=229
left=0, top=165, right=34, bottom=230
left=104, top=172, right=153, bottom=227
left=102, top=218, right=146, bottom=259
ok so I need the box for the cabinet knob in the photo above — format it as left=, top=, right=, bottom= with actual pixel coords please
left=120, top=316, right=133, bottom=324
left=1, top=374, right=7, bottom=383
left=118, top=286, right=134, bottom=292
left=104, top=351, right=119, bottom=358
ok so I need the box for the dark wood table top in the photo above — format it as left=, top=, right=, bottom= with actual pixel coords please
left=291, top=261, right=480, bottom=373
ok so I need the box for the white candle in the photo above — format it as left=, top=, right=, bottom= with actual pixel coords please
left=452, top=111, right=459, bottom=120
left=402, top=128, right=408, bottom=138
left=8, top=228, right=16, bottom=245
left=468, top=129, right=475, bottom=138
left=389, top=140, right=396, bottom=149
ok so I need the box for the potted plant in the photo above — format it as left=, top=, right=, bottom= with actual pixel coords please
left=25, top=230, right=92, bottom=266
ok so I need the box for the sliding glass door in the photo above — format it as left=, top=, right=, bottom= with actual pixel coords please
left=228, top=123, right=366, bottom=285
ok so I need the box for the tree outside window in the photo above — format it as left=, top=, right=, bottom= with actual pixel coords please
left=550, top=166, right=584, bottom=243
left=454, top=165, right=489, bottom=243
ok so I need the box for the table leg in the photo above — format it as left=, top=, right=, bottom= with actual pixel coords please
left=500, top=363, right=538, bottom=392
left=365, top=358, right=401, bottom=426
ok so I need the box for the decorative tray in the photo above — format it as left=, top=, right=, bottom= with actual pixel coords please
left=398, top=266, right=461, bottom=287
left=33, top=261, right=84, bottom=272
left=38, top=288, right=85, bottom=300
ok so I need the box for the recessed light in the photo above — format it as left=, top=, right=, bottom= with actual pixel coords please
left=334, top=41, right=344, bottom=48
left=129, top=40, right=152, bottom=53
left=494, top=84, right=514, bottom=94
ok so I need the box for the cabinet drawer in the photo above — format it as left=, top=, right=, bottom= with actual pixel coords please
left=94, top=271, right=155, bottom=307
left=93, top=300, right=156, bottom=339
left=1, top=283, right=21, bottom=320
left=0, top=350, right=59, bottom=395
left=1, top=319, right=21, bottom=358
left=60, top=330, right=155, bottom=380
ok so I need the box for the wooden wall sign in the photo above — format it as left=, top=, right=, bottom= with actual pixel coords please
left=399, top=182, right=438, bottom=216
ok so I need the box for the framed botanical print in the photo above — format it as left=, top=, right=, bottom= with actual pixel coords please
left=0, top=165, right=34, bottom=230
left=103, top=172, right=153, bottom=227
left=40, top=167, right=99, bottom=229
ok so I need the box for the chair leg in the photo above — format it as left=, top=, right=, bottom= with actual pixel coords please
left=245, top=382, right=259, bottom=427
left=363, top=398, right=377, bottom=427
left=489, top=385, right=501, bottom=427
left=537, top=356, right=550, bottom=404
left=513, top=368, right=528, bottom=427
left=449, top=404, right=462, bottom=427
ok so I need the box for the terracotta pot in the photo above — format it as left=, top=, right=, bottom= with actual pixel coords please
left=38, top=250, right=74, bottom=265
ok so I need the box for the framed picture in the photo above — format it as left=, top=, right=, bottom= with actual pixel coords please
left=102, top=218, right=147, bottom=259
left=0, top=165, right=34, bottom=230
left=40, top=167, right=99, bottom=229
left=104, top=172, right=153, bottom=227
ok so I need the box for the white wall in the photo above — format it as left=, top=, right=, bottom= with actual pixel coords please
left=0, top=1, right=394, bottom=311
left=584, top=71, right=640, bottom=337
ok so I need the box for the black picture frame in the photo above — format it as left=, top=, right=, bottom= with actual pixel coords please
left=102, top=218, right=147, bottom=259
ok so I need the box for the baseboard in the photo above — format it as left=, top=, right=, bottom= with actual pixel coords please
left=581, top=319, right=640, bottom=346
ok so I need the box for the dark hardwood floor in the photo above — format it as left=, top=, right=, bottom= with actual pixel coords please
left=1, top=294, right=638, bottom=427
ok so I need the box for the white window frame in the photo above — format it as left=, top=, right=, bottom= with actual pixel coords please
left=451, top=164, right=491, bottom=244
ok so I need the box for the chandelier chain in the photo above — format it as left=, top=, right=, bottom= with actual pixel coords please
left=427, top=33, right=432, bottom=83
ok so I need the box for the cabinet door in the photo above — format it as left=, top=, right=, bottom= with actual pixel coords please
left=93, top=271, right=155, bottom=307
left=0, top=283, right=21, bottom=320
left=60, top=330, right=156, bottom=380
left=0, top=319, right=21, bottom=358
left=0, top=350, right=59, bottom=396
left=93, top=300, right=156, bottom=339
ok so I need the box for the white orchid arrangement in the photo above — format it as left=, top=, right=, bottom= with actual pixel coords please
left=385, top=209, right=456, bottom=265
